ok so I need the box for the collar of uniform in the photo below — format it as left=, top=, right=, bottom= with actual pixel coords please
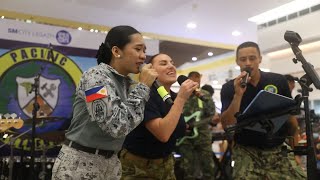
left=99, top=63, right=134, bottom=84
left=99, top=63, right=133, bottom=82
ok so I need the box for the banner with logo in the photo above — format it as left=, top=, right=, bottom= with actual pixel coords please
left=0, top=19, right=159, bottom=157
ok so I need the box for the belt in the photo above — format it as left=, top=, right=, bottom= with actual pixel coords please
left=64, top=139, right=114, bottom=158
left=120, top=149, right=171, bottom=165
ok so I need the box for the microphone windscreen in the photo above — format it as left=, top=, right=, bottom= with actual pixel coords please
left=243, top=67, right=252, bottom=75
left=177, top=75, right=188, bottom=85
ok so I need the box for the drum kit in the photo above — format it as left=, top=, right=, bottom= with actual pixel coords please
left=0, top=113, right=66, bottom=180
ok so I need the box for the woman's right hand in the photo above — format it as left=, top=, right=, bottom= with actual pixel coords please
left=139, top=64, right=158, bottom=87
left=177, top=79, right=198, bottom=100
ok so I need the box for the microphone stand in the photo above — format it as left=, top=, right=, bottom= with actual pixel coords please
left=28, top=70, right=42, bottom=179
left=284, top=30, right=320, bottom=180
left=0, top=128, right=33, bottom=180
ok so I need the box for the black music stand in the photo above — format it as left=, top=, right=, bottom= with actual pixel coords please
left=226, top=90, right=299, bottom=134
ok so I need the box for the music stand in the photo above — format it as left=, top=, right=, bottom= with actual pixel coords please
left=226, top=90, right=299, bottom=134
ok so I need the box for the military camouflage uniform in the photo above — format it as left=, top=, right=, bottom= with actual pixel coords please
left=52, top=145, right=121, bottom=180
left=119, top=149, right=176, bottom=180
left=178, top=90, right=216, bottom=180
left=232, top=144, right=306, bottom=180
left=52, top=63, right=150, bottom=180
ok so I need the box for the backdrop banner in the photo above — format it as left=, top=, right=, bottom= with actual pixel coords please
left=0, top=19, right=158, bottom=157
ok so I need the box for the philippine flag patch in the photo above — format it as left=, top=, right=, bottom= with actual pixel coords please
left=85, top=86, right=108, bottom=102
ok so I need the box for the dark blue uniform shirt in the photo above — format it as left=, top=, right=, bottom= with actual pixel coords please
left=221, top=70, right=292, bottom=148
left=123, top=86, right=186, bottom=158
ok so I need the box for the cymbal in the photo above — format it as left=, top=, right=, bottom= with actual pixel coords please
left=24, top=116, right=67, bottom=124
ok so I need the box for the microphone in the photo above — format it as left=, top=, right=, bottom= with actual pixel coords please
left=240, top=67, right=251, bottom=88
left=177, top=75, right=207, bottom=101
left=153, top=80, right=174, bottom=105
left=139, top=63, right=173, bottom=105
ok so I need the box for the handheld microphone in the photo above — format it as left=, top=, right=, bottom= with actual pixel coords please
left=153, top=80, right=174, bottom=105
left=240, top=67, right=251, bottom=88
left=139, top=64, right=173, bottom=105
left=177, top=75, right=207, bottom=101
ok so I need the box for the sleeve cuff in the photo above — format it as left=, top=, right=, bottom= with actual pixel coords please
left=136, top=83, right=150, bottom=101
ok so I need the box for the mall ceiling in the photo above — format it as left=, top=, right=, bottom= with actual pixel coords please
left=1, top=0, right=294, bottom=67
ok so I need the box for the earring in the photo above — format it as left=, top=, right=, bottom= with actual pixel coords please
left=117, top=55, right=121, bottom=58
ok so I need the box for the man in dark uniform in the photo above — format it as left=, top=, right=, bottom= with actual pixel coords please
left=220, top=41, right=306, bottom=179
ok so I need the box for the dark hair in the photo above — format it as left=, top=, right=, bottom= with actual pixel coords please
left=284, top=74, right=296, bottom=82
left=201, top=84, right=214, bottom=96
left=236, top=41, right=261, bottom=60
left=96, top=25, right=140, bottom=65
left=146, top=53, right=162, bottom=64
left=188, top=71, right=201, bottom=78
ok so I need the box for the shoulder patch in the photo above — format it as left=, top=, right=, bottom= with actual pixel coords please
left=92, top=99, right=107, bottom=122
left=85, top=86, right=108, bottom=102
left=264, top=84, right=278, bottom=94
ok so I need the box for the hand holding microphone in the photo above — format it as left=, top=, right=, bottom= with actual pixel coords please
left=176, top=77, right=199, bottom=101
left=139, top=64, right=173, bottom=105
left=240, top=67, right=251, bottom=88
left=139, top=64, right=158, bottom=87
left=177, top=75, right=206, bottom=101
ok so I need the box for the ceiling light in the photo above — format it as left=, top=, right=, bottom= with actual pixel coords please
left=26, top=19, right=32, bottom=23
left=232, top=30, right=241, bottom=36
left=212, top=80, right=219, bottom=85
left=1, top=16, right=4, bottom=19
left=192, top=57, right=197, bottom=61
left=248, top=0, right=320, bottom=24
left=208, top=52, right=213, bottom=56
left=234, top=66, right=240, bottom=70
left=187, top=22, right=197, bottom=29
left=94, top=29, right=98, bottom=33
left=89, top=29, right=94, bottom=32
left=104, top=31, right=108, bottom=34
left=78, top=27, right=82, bottom=30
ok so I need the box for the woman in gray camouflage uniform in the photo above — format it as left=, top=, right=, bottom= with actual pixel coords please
left=51, top=25, right=158, bottom=180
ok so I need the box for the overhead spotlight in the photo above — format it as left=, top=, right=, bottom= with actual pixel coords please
left=232, top=30, right=241, bottom=37
left=187, top=22, right=197, bottom=29
left=208, top=52, right=213, bottom=56
left=192, top=57, right=197, bottom=61
left=1, top=16, right=4, bottom=19
left=78, top=27, right=82, bottom=30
